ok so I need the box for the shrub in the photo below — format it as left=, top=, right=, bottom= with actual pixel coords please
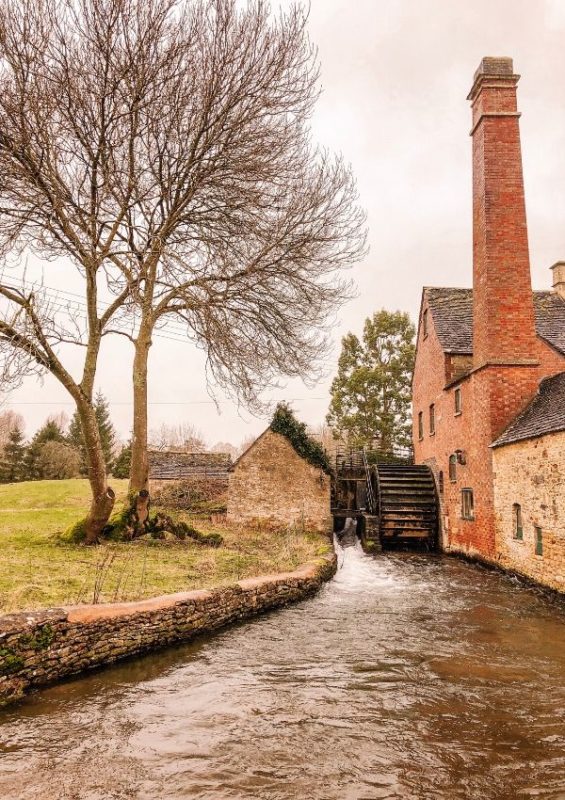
left=270, top=403, right=332, bottom=474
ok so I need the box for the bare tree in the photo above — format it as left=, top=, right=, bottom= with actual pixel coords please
left=148, top=422, right=206, bottom=452
left=120, top=0, right=367, bottom=492
left=0, top=0, right=366, bottom=515
left=0, top=410, right=25, bottom=446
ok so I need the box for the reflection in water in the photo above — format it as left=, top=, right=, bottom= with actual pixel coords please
left=1, top=541, right=564, bottom=799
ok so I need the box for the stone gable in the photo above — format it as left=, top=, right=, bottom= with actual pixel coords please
left=227, top=429, right=331, bottom=532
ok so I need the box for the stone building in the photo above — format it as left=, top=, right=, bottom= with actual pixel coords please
left=412, top=56, right=565, bottom=589
left=492, top=373, right=565, bottom=592
left=227, top=428, right=332, bottom=533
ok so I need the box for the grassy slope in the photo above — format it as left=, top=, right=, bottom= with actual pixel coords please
left=0, top=479, right=328, bottom=613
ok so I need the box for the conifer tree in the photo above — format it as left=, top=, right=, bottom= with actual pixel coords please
left=67, top=391, right=116, bottom=475
left=1, top=425, right=25, bottom=482
left=327, top=310, right=416, bottom=452
left=24, top=419, right=66, bottom=480
left=112, top=442, right=132, bottom=480
left=94, top=391, right=116, bottom=472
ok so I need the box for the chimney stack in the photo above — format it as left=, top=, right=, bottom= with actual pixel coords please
left=551, top=261, right=565, bottom=300
left=468, top=57, right=537, bottom=367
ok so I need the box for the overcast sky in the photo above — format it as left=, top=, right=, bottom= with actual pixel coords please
left=4, top=0, right=565, bottom=447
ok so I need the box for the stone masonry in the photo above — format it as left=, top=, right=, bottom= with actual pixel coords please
left=0, top=551, right=336, bottom=707
left=493, top=432, right=565, bottom=592
left=227, top=429, right=332, bottom=533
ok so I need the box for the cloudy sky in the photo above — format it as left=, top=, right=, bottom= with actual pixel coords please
left=4, top=0, right=565, bottom=447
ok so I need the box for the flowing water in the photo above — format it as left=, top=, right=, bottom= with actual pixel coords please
left=1, top=541, right=564, bottom=800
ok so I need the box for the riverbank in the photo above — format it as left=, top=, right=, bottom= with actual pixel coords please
left=0, top=479, right=329, bottom=612
left=0, top=547, right=337, bottom=706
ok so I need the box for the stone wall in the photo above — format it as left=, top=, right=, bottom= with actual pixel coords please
left=0, top=551, right=336, bottom=707
left=227, top=429, right=332, bottom=532
left=493, top=432, right=565, bottom=593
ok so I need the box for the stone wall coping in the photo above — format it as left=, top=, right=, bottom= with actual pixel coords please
left=1, top=554, right=333, bottom=628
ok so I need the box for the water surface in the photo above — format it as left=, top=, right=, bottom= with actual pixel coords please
left=1, top=542, right=564, bottom=799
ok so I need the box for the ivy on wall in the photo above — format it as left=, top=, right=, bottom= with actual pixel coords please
left=270, top=403, right=333, bottom=475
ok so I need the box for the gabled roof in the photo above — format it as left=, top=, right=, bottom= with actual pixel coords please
left=424, top=287, right=565, bottom=355
left=492, top=371, right=565, bottom=447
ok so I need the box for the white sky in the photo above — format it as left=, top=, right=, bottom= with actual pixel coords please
left=4, top=0, right=565, bottom=447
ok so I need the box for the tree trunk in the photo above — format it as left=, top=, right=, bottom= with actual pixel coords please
left=129, top=332, right=152, bottom=495
left=78, top=397, right=116, bottom=544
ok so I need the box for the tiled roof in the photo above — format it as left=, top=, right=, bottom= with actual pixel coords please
left=149, top=450, right=231, bottom=480
left=425, top=288, right=473, bottom=353
left=425, top=288, right=565, bottom=355
left=492, top=371, right=565, bottom=447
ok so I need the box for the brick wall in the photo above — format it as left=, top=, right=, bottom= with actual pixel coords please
left=493, top=432, right=565, bottom=593
left=412, top=56, right=565, bottom=565
left=413, top=296, right=564, bottom=561
left=227, top=429, right=332, bottom=532
left=0, top=550, right=337, bottom=706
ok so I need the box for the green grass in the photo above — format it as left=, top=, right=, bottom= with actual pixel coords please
left=0, top=479, right=329, bottom=613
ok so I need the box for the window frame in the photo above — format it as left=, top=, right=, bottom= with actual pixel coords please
left=512, top=503, right=523, bottom=540
left=461, top=488, right=474, bottom=520
left=535, top=526, right=543, bottom=556
left=454, top=387, right=462, bottom=416
left=449, top=454, right=457, bottom=482
left=429, top=403, right=435, bottom=436
left=418, top=411, right=424, bottom=441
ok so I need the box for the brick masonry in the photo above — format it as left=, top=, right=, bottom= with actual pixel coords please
left=493, top=433, right=565, bottom=592
left=412, top=57, right=565, bottom=575
left=227, top=429, right=332, bottom=533
left=0, top=550, right=337, bottom=707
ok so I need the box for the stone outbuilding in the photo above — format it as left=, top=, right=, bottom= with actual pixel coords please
left=227, top=428, right=332, bottom=533
left=492, top=372, right=565, bottom=592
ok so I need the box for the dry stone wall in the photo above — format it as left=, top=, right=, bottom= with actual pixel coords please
left=228, top=429, right=332, bottom=533
left=0, top=552, right=336, bottom=707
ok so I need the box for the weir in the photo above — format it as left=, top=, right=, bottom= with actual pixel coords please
left=331, top=447, right=439, bottom=551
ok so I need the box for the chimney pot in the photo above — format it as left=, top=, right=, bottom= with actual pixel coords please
left=551, top=261, right=565, bottom=300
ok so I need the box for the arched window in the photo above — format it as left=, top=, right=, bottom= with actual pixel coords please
left=438, top=471, right=444, bottom=495
left=449, top=454, right=457, bottom=482
left=512, top=503, right=523, bottom=540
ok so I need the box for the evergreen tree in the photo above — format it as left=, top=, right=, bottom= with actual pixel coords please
left=67, top=410, right=88, bottom=475
left=112, top=441, right=132, bottom=479
left=24, top=419, right=66, bottom=480
left=94, top=391, right=116, bottom=472
left=67, top=391, right=116, bottom=474
left=1, top=425, right=25, bottom=483
left=326, top=310, right=416, bottom=452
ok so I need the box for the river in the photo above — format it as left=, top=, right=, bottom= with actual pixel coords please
left=1, top=540, right=564, bottom=800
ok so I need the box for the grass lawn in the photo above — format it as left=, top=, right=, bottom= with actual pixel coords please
left=0, top=479, right=330, bottom=613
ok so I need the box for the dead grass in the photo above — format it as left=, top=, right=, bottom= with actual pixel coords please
left=0, top=479, right=330, bottom=613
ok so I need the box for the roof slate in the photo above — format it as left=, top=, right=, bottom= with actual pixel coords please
left=492, top=371, right=565, bottom=447
left=425, top=287, right=565, bottom=355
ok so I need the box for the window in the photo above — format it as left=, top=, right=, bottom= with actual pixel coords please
left=449, top=454, right=457, bottom=482
left=535, top=526, right=543, bottom=556
left=423, top=309, right=428, bottom=338
left=438, top=471, right=444, bottom=495
left=512, top=503, right=523, bottom=540
left=429, top=404, right=435, bottom=435
left=461, top=488, right=474, bottom=520
left=418, top=412, right=423, bottom=440
left=454, top=387, right=462, bottom=415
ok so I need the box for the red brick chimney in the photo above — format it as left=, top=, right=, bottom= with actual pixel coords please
left=468, top=57, right=537, bottom=367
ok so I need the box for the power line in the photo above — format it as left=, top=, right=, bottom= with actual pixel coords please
left=2, top=396, right=328, bottom=406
